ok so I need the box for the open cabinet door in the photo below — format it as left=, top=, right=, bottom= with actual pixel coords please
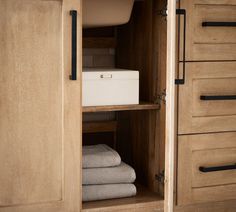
left=0, top=0, right=82, bottom=212
left=165, top=0, right=176, bottom=212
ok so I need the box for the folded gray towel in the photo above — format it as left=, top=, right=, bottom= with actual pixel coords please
left=83, top=144, right=121, bottom=168
left=83, top=162, right=136, bottom=185
left=82, top=184, right=137, bottom=202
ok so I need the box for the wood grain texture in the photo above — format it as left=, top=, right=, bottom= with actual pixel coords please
left=175, top=199, right=236, bottom=212
left=153, top=0, right=167, bottom=197
left=83, top=102, right=160, bottom=113
left=82, top=121, right=117, bottom=133
left=165, top=0, right=176, bottom=211
left=176, top=1, right=236, bottom=210
left=178, top=62, right=236, bottom=134
left=177, top=132, right=236, bottom=206
left=83, top=121, right=117, bottom=148
left=116, top=1, right=155, bottom=102
left=0, top=0, right=82, bottom=211
left=179, top=0, right=236, bottom=61
left=116, top=0, right=160, bottom=197
left=0, top=0, right=62, bottom=206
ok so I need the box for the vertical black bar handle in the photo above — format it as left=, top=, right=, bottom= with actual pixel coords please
left=175, top=9, right=186, bottom=85
left=70, top=10, right=77, bottom=80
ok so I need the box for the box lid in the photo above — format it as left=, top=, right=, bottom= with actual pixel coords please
left=82, top=68, right=139, bottom=80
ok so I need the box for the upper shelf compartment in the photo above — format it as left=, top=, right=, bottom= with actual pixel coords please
left=83, top=0, right=134, bottom=28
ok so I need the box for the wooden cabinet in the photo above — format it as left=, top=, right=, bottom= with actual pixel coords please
left=178, top=133, right=236, bottom=205
left=0, top=0, right=82, bottom=211
left=178, top=62, right=236, bottom=134
left=177, top=0, right=236, bottom=210
left=178, top=0, right=236, bottom=61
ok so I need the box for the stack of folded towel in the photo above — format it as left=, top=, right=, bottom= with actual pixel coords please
left=82, top=144, right=137, bottom=202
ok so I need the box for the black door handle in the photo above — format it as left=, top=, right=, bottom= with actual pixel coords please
left=70, top=10, right=77, bottom=80
left=175, top=9, right=186, bottom=85
left=199, top=164, right=236, bottom=173
left=202, top=22, right=236, bottom=27
left=200, top=95, right=236, bottom=101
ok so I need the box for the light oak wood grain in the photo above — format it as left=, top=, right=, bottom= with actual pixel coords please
left=165, top=0, right=177, bottom=211
left=177, top=132, right=236, bottom=206
left=178, top=62, right=236, bottom=134
left=179, top=0, right=236, bottom=61
left=0, top=0, right=82, bottom=211
left=175, top=199, right=236, bottom=212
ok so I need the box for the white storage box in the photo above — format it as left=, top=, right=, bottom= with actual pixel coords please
left=82, top=68, right=139, bottom=106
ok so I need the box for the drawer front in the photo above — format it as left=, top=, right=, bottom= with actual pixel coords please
left=178, top=62, right=236, bottom=134
left=179, top=0, right=236, bottom=61
left=177, top=133, right=236, bottom=205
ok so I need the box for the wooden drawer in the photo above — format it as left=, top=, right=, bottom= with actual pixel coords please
left=177, top=133, right=236, bottom=205
left=178, top=62, right=236, bottom=134
left=179, top=0, right=236, bottom=61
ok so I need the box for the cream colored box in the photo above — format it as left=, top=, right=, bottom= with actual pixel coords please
left=82, top=68, right=139, bottom=106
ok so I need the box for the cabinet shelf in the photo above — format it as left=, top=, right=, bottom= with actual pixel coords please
left=82, top=102, right=160, bottom=113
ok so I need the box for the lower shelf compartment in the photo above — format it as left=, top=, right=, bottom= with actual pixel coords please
left=82, top=184, right=164, bottom=212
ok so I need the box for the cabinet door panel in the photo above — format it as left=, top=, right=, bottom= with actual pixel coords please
left=0, top=0, right=81, bottom=211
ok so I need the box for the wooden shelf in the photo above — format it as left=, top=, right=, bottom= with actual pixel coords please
left=83, top=102, right=160, bottom=113
left=82, top=184, right=164, bottom=212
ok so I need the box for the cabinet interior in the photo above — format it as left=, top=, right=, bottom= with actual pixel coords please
left=82, top=0, right=167, bottom=211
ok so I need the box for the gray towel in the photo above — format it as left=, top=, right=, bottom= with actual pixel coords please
left=83, top=162, right=136, bottom=185
left=82, top=184, right=137, bottom=202
left=83, top=144, right=121, bottom=168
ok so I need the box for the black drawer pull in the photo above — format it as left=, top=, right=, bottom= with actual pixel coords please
left=70, top=10, right=77, bottom=80
left=200, top=95, right=236, bottom=101
left=199, top=164, right=236, bottom=173
left=202, top=22, right=236, bottom=27
left=175, top=9, right=186, bottom=85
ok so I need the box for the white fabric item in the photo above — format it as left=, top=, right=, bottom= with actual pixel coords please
left=82, top=184, right=137, bottom=202
left=82, top=144, right=121, bottom=168
left=83, top=162, right=136, bottom=185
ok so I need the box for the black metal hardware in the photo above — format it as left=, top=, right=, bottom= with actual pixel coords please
left=200, top=95, right=236, bottom=101
left=158, top=0, right=168, bottom=18
left=202, top=22, right=236, bottom=27
left=70, top=10, right=77, bottom=80
left=199, top=164, right=236, bottom=173
left=155, top=170, right=165, bottom=185
left=175, top=9, right=186, bottom=85
left=157, top=89, right=166, bottom=105
left=159, top=8, right=168, bottom=17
